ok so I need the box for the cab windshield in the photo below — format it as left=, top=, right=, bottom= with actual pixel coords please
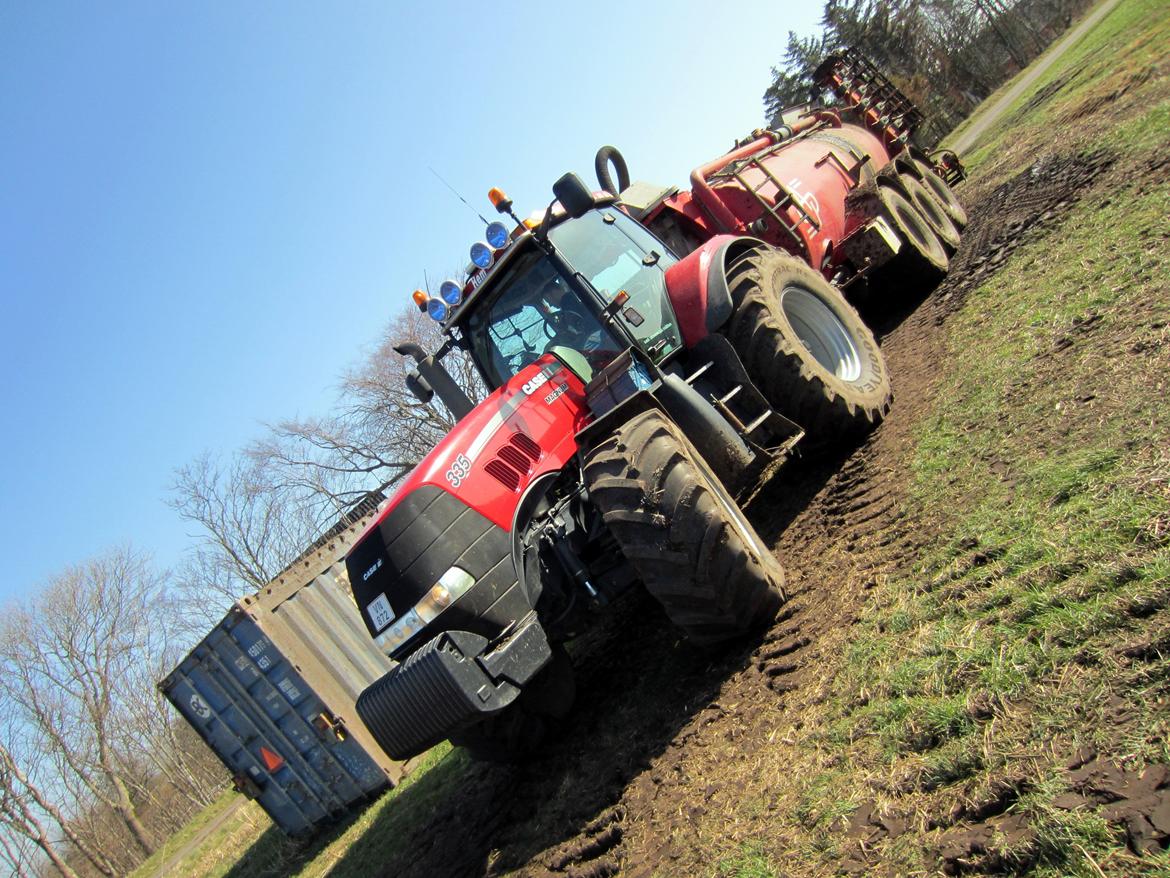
left=463, top=247, right=622, bottom=389
left=548, top=208, right=681, bottom=361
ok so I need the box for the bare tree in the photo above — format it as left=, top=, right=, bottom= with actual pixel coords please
left=250, top=305, right=485, bottom=507
left=0, top=722, right=117, bottom=877
left=0, top=549, right=168, bottom=863
left=0, top=735, right=85, bottom=878
left=168, top=451, right=331, bottom=630
left=763, top=0, right=1093, bottom=140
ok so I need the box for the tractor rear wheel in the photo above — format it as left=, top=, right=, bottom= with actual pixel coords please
left=724, top=249, right=892, bottom=441
left=913, top=158, right=968, bottom=229
left=583, top=410, right=785, bottom=646
left=876, top=183, right=949, bottom=283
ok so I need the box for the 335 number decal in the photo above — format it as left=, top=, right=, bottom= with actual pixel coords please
left=445, top=453, right=472, bottom=488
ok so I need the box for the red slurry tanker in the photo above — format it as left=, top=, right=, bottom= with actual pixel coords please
left=346, top=52, right=966, bottom=761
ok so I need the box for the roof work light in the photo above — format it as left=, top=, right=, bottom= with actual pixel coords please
left=469, top=242, right=493, bottom=270
left=485, top=221, right=508, bottom=249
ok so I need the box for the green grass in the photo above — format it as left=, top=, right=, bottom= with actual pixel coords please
left=958, top=0, right=1170, bottom=173
left=142, top=743, right=464, bottom=878
left=714, top=841, right=784, bottom=878
left=781, top=112, right=1170, bottom=875
left=129, top=789, right=240, bottom=878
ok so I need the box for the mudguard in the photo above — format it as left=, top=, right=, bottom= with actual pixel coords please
left=663, top=236, right=769, bottom=348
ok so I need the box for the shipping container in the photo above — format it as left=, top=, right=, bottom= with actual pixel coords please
left=160, top=500, right=404, bottom=837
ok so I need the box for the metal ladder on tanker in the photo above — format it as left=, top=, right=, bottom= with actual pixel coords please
left=708, top=147, right=822, bottom=256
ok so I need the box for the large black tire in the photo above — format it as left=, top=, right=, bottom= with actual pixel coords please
left=867, top=184, right=950, bottom=301
left=897, top=173, right=961, bottom=254
left=913, top=158, right=968, bottom=229
left=583, top=410, right=785, bottom=646
left=724, top=249, right=892, bottom=440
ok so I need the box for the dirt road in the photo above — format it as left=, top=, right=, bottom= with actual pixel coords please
left=949, top=0, right=1124, bottom=153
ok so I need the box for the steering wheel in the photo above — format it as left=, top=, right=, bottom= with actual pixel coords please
left=550, top=307, right=588, bottom=340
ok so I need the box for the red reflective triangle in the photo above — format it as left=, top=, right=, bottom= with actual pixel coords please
left=259, top=746, right=285, bottom=773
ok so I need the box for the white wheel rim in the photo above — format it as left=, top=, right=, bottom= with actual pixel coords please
left=780, top=285, right=863, bottom=382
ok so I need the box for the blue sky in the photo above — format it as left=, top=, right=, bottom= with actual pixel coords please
left=0, top=2, right=822, bottom=601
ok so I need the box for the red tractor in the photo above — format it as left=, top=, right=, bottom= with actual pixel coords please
left=347, top=53, right=964, bottom=761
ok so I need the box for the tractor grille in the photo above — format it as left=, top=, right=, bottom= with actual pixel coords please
left=482, top=432, right=541, bottom=492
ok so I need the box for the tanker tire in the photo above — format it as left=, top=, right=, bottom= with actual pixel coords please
left=898, top=173, right=961, bottom=253
left=583, top=410, right=785, bottom=646
left=872, top=184, right=949, bottom=293
left=913, top=158, right=967, bottom=229
left=595, top=145, right=630, bottom=196
left=724, top=250, right=892, bottom=441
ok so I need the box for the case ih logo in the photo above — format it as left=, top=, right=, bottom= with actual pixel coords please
left=522, top=371, right=550, bottom=395
left=362, top=557, right=383, bottom=582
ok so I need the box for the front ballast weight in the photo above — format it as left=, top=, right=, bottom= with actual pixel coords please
left=356, top=618, right=553, bottom=760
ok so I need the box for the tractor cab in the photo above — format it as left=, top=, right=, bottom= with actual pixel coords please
left=423, top=177, right=684, bottom=398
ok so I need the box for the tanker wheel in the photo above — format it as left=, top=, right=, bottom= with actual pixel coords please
left=898, top=173, right=961, bottom=253
left=449, top=646, right=574, bottom=763
left=872, top=184, right=950, bottom=295
left=724, top=249, right=892, bottom=441
left=583, top=410, right=785, bottom=646
left=913, top=158, right=968, bottom=229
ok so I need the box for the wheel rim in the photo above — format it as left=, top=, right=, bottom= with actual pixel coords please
left=893, top=196, right=931, bottom=248
left=780, top=284, right=863, bottom=382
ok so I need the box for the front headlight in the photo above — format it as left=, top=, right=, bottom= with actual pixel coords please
left=374, top=567, right=476, bottom=655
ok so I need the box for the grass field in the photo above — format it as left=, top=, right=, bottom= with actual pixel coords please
left=148, top=2, right=1170, bottom=874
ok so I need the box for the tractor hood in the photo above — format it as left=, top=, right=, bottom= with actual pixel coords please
left=345, top=355, right=589, bottom=655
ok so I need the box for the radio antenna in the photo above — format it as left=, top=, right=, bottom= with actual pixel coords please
left=428, top=166, right=491, bottom=227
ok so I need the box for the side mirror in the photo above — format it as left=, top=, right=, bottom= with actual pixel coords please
left=552, top=172, right=595, bottom=219
left=405, top=371, right=434, bottom=405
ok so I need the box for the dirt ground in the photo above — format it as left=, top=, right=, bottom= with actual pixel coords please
left=333, top=136, right=1168, bottom=878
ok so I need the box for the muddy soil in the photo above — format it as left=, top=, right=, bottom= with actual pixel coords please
left=359, top=146, right=1163, bottom=878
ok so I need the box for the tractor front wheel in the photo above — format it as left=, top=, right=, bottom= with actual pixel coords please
left=583, top=410, right=785, bottom=645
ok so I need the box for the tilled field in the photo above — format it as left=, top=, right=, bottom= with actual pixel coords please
left=325, top=141, right=1168, bottom=878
